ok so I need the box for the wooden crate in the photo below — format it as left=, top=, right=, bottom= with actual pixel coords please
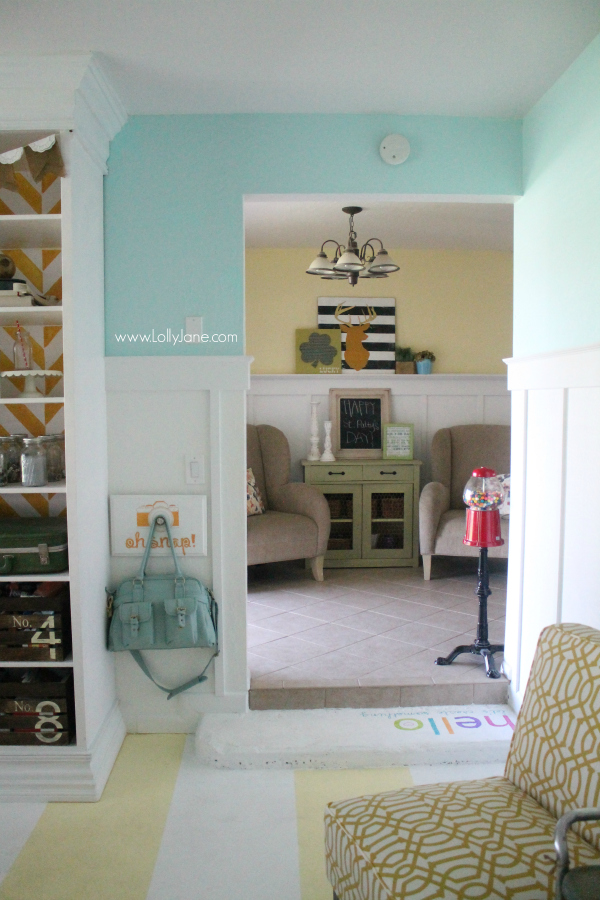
left=0, top=669, right=75, bottom=745
left=0, top=587, right=71, bottom=663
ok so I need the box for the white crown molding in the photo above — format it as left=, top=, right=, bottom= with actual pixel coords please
left=0, top=53, right=127, bottom=173
left=0, top=702, right=125, bottom=802
left=505, top=342, right=600, bottom=390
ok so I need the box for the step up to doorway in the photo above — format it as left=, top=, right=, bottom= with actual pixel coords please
left=196, top=704, right=515, bottom=769
left=249, top=678, right=509, bottom=710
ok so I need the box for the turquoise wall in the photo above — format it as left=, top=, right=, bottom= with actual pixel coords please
left=104, top=114, right=522, bottom=355
left=514, top=33, right=600, bottom=357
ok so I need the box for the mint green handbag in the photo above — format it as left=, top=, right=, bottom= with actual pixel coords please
left=108, top=516, right=218, bottom=699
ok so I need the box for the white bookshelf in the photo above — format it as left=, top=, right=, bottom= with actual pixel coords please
left=0, top=307, right=63, bottom=327
left=0, top=573, right=69, bottom=582
left=0, top=78, right=127, bottom=799
left=0, top=214, right=61, bottom=249
left=0, top=480, right=67, bottom=493
left=1, top=657, right=73, bottom=668
left=0, top=197, right=72, bottom=755
left=0, top=398, right=64, bottom=405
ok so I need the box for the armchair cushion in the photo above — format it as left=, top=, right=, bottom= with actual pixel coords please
left=269, top=483, right=330, bottom=556
left=246, top=468, right=265, bottom=516
left=247, top=424, right=268, bottom=508
left=432, top=508, right=509, bottom=557
left=325, top=776, right=599, bottom=900
left=247, top=510, right=319, bottom=565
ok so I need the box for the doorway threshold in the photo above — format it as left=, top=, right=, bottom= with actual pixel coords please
left=247, top=560, right=508, bottom=710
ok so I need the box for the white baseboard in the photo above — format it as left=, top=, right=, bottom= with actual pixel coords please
left=121, top=690, right=249, bottom=733
left=508, top=684, right=525, bottom=715
left=0, top=702, right=126, bottom=802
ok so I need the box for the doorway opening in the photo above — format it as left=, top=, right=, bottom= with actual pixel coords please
left=243, top=195, right=513, bottom=707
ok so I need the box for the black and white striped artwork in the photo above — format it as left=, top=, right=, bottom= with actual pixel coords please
left=317, top=298, right=396, bottom=371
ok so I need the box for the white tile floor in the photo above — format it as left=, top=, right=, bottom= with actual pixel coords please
left=248, top=559, right=507, bottom=689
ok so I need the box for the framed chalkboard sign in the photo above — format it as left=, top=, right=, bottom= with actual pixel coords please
left=329, top=388, right=391, bottom=459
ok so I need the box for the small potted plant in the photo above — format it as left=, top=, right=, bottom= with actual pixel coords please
left=395, top=347, right=416, bottom=375
left=414, top=350, right=436, bottom=374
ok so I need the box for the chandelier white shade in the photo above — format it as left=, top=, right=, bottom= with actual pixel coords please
left=306, top=207, right=399, bottom=286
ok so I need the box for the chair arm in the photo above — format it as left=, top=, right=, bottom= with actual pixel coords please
left=555, top=807, right=600, bottom=899
left=555, top=808, right=600, bottom=869
left=270, top=483, right=331, bottom=555
left=419, top=482, right=450, bottom=555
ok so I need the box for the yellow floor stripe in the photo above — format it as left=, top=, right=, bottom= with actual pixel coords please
left=0, top=733, right=186, bottom=900
left=294, top=767, right=414, bottom=900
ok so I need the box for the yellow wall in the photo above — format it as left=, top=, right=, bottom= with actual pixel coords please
left=245, top=247, right=513, bottom=374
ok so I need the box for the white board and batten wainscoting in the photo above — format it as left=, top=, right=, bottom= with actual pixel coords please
left=106, top=356, right=252, bottom=733
left=247, top=374, right=511, bottom=488
left=503, top=342, right=600, bottom=710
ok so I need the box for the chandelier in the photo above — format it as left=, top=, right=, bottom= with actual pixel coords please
left=306, top=206, right=400, bottom=286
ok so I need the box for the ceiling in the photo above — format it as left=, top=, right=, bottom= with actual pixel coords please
left=244, top=200, right=514, bottom=251
left=3, top=1, right=600, bottom=117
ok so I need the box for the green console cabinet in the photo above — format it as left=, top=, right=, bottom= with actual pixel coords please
left=303, top=459, right=421, bottom=568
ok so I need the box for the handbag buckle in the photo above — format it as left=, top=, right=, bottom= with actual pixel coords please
left=129, top=613, right=140, bottom=636
left=176, top=606, right=187, bottom=628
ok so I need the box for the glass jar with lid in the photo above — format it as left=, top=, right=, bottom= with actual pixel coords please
left=2, top=434, right=26, bottom=484
left=57, top=433, right=65, bottom=480
left=21, top=437, right=47, bottom=487
left=0, top=442, right=6, bottom=486
left=463, top=467, right=504, bottom=511
left=40, top=436, right=63, bottom=483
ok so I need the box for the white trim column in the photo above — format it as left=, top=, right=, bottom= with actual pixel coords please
left=504, top=343, right=600, bottom=708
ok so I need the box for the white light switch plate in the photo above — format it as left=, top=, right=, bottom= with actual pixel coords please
left=185, top=453, right=205, bottom=485
left=186, top=316, right=203, bottom=337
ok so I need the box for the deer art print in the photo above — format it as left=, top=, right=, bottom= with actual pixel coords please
left=334, top=304, right=377, bottom=371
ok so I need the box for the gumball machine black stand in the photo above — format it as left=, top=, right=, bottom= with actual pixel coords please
left=435, top=467, right=505, bottom=679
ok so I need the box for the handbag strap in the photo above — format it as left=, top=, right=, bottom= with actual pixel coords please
left=129, top=590, right=219, bottom=700
left=136, top=515, right=184, bottom=581
left=129, top=649, right=218, bottom=699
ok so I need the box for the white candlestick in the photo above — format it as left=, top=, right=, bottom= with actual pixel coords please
left=308, top=400, right=321, bottom=460
left=320, top=420, right=336, bottom=462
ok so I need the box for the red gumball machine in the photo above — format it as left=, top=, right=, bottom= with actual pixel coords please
left=463, top=467, right=505, bottom=548
left=434, top=467, right=505, bottom=679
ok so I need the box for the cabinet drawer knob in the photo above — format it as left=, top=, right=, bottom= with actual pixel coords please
left=380, top=470, right=397, bottom=475
left=328, top=471, right=346, bottom=476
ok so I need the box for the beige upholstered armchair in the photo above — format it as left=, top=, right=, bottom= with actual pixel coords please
left=419, top=424, right=510, bottom=580
left=247, top=424, right=331, bottom=581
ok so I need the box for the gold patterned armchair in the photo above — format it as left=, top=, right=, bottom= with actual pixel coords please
left=325, top=623, right=600, bottom=899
